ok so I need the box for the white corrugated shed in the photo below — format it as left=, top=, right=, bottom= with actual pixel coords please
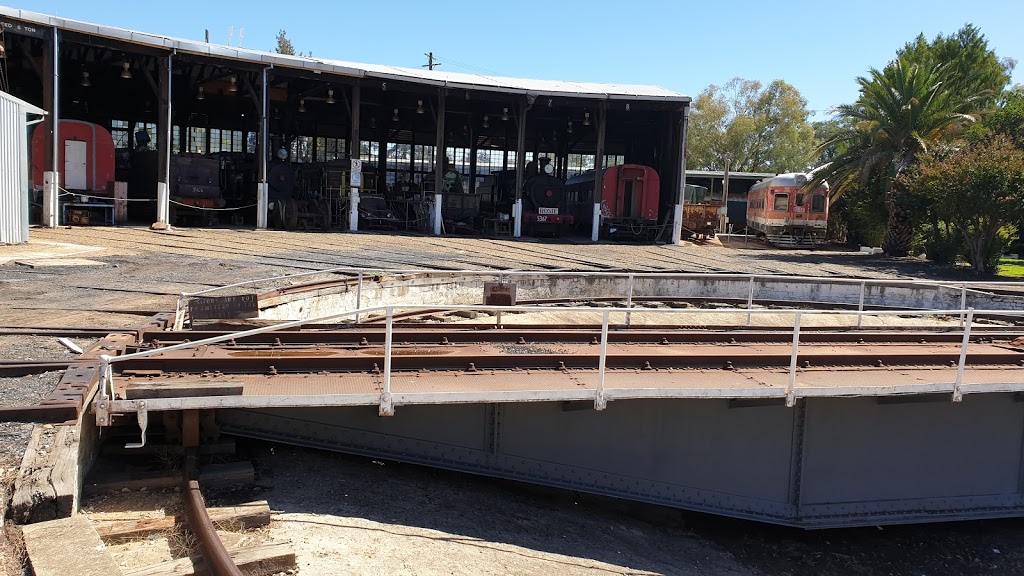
left=0, top=6, right=689, bottom=103
left=0, top=90, right=46, bottom=244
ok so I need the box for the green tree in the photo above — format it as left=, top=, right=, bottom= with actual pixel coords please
left=901, top=137, right=1024, bottom=273
left=815, top=59, right=985, bottom=255
left=687, top=78, right=818, bottom=173
left=897, top=24, right=1014, bottom=110
left=275, top=30, right=295, bottom=55
left=815, top=24, right=1012, bottom=256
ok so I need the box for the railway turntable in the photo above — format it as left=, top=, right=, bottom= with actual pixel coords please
left=5, top=269, right=1024, bottom=532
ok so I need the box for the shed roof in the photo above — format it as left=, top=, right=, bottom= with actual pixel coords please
left=0, top=89, right=46, bottom=115
left=0, top=6, right=689, bottom=103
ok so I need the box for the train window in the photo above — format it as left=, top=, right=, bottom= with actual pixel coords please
left=773, top=194, right=789, bottom=211
left=812, top=194, right=826, bottom=212
left=794, top=193, right=805, bottom=207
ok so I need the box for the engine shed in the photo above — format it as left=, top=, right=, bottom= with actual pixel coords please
left=0, top=7, right=695, bottom=243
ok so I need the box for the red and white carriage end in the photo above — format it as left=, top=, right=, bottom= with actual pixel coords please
left=746, top=173, right=829, bottom=248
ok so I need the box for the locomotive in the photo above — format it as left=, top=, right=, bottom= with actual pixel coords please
left=746, top=173, right=829, bottom=247
left=522, top=158, right=574, bottom=236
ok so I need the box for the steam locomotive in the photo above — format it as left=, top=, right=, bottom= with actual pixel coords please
left=521, top=158, right=574, bottom=236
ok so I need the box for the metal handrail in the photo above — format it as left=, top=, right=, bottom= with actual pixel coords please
left=101, top=304, right=1023, bottom=419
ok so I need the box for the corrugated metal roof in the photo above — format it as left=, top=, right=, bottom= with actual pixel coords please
left=0, top=6, right=689, bottom=103
left=0, top=89, right=46, bottom=116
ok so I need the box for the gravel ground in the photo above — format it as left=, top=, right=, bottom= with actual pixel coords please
left=2, top=227, right=1024, bottom=575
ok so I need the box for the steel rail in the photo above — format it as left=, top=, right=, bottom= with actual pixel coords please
left=96, top=305, right=1023, bottom=430
left=183, top=478, right=243, bottom=576
left=140, top=329, right=1024, bottom=346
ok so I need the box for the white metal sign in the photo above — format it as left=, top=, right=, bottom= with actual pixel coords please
left=538, top=207, right=559, bottom=215
left=350, top=159, right=362, bottom=187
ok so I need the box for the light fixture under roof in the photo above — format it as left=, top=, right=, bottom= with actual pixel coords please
left=326, top=88, right=335, bottom=104
left=567, top=120, right=573, bottom=134
left=392, top=108, right=400, bottom=122
left=80, top=71, right=91, bottom=87
left=370, top=116, right=377, bottom=129
left=229, top=76, right=238, bottom=93
left=482, top=115, right=489, bottom=129
left=196, top=86, right=205, bottom=100
left=416, top=100, right=425, bottom=114
left=501, top=107, right=509, bottom=121
left=583, top=111, right=591, bottom=126
left=298, top=98, right=306, bottom=113
left=120, top=62, right=132, bottom=79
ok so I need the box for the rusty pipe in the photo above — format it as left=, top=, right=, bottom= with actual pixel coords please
left=183, top=479, right=243, bottom=576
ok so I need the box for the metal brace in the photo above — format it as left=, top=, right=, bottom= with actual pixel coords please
left=125, top=401, right=149, bottom=449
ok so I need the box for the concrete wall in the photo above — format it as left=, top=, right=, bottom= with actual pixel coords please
left=255, top=273, right=1024, bottom=322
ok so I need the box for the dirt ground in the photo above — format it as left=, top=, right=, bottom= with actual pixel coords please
left=3, top=226, right=1024, bottom=576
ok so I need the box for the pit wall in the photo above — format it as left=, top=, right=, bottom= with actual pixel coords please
left=255, top=274, right=1024, bottom=322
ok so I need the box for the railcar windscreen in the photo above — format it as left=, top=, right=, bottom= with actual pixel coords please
left=773, top=193, right=789, bottom=211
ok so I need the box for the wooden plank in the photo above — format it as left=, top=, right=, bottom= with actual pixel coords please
left=83, top=461, right=254, bottom=496
left=22, top=515, right=123, bottom=576
left=125, top=380, right=244, bottom=400
left=95, top=500, right=271, bottom=542
left=122, top=541, right=295, bottom=576
left=11, top=425, right=80, bottom=523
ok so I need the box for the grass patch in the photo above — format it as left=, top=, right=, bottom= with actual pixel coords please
left=997, top=258, right=1024, bottom=278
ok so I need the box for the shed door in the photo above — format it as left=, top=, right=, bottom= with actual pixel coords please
left=64, top=140, right=87, bottom=190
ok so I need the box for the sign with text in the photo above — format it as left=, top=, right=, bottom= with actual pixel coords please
left=189, top=294, right=259, bottom=320
left=350, top=159, right=362, bottom=187
left=483, top=282, right=517, bottom=307
left=0, top=19, right=47, bottom=38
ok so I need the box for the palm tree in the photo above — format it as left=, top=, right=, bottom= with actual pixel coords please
left=813, top=58, right=980, bottom=255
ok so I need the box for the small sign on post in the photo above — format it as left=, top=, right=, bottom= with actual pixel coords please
left=350, top=159, right=362, bottom=188
left=483, top=282, right=517, bottom=306
left=189, top=294, right=259, bottom=321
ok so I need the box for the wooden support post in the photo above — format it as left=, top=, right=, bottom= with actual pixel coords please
left=513, top=99, right=527, bottom=238
left=590, top=103, right=607, bottom=242
left=41, top=26, right=59, bottom=228
left=152, top=54, right=172, bottom=230
left=469, top=124, right=477, bottom=194
left=349, top=82, right=361, bottom=231
left=433, top=89, right=446, bottom=236
left=257, top=67, right=269, bottom=229
left=672, top=104, right=691, bottom=245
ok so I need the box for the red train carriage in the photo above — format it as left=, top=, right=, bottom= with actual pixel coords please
left=566, top=164, right=660, bottom=240
left=747, top=173, right=829, bottom=247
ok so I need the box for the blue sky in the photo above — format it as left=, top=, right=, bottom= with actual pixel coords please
left=11, top=0, right=1024, bottom=119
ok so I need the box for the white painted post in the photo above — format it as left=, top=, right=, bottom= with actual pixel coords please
left=953, top=308, right=974, bottom=403
left=172, top=294, right=186, bottom=331
left=857, top=281, right=866, bottom=328
left=433, top=193, right=443, bottom=235
left=380, top=306, right=394, bottom=416
left=625, top=273, right=635, bottom=327
left=513, top=198, right=523, bottom=238
left=959, top=284, right=968, bottom=328
left=348, top=187, right=360, bottom=231
left=671, top=203, right=684, bottom=245
left=786, top=312, right=802, bottom=407
left=42, top=172, right=58, bottom=228
left=591, top=203, right=601, bottom=242
left=746, top=276, right=756, bottom=326
left=156, top=182, right=169, bottom=227
left=595, top=309, right=610, bottom=410
left=355, top=271, right=363, bottom=324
